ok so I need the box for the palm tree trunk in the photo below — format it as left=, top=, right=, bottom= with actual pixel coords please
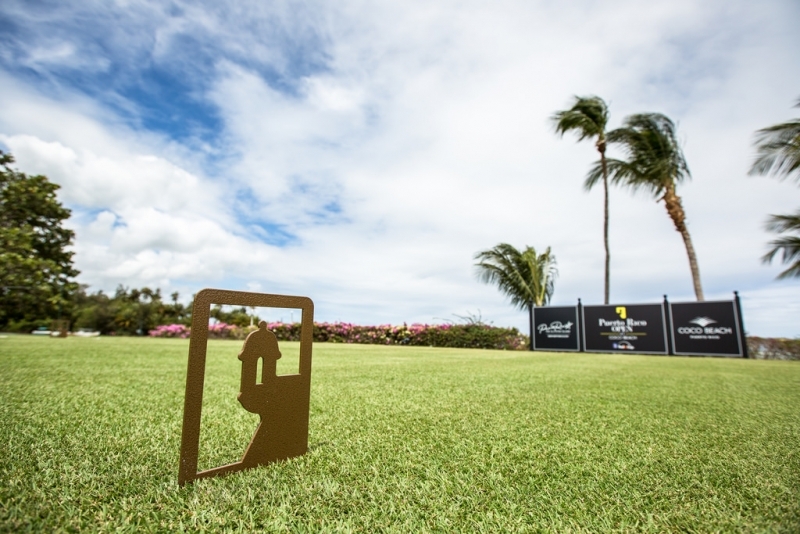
left=600, top=147, right=610, bottom=305
left=662, top=184, right=704, bottom=301
left=679, top=227, right=704, bottom=301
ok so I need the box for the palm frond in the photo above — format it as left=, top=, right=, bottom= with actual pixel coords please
left=584, top=160, right=604, bottom=191
left=602, top=158, right=642, bottom=190
left=474, top=243, right=557, bottom=310
left=749, top=117, right=800, bottom=182
left=585, top=157, right=637, bottom=191
left=551, top=96, right=608, bottom=141
left=475, top=244, right=533, bottom=311
left=764, top=211, right=800, bottom=233
left=762, top=235, right=800, bottom=278
left=605, top=113, right=690, bottom=198
left=762, top=210, right=800, bottom=278
left=530, top=246, right=558, bottom=306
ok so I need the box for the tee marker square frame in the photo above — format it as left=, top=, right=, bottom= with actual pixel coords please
left=178, top=288, right=314, bottom=486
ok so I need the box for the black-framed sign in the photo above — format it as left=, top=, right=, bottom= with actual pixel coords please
left=669, top=300, right=743, bottom=357
left=582, top=303, right=668, bottom=354
left=533, top=306, right=580, bottom=351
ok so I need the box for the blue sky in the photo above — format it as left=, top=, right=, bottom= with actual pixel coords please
left=1, top=0, right=799, bottom=336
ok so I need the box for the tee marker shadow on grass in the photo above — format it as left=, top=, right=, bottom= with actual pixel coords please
left=178, top=289, right=314, bottom=486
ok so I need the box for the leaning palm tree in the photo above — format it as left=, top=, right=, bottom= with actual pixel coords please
left=474, top=243, right=557, bottom=350
left=552, top=96, right=611, bottom=304
left=588, top=113, right=704, bottom=300
left=762, top=211, right=800, bottom=278
left=749, top=98, right=800, bottom=277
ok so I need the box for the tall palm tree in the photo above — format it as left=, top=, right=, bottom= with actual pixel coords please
left=749, top=98, right=800, bottom=278
left=552, top=96, right=611, bottom=304
left=474, top=243, right=557, bottom=350
left=588, top=113, right=704, bottom=300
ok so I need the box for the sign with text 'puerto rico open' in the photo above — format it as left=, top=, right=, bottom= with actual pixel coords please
left=669, top=300, right=743, bottom=357
left=582, top=303, right=668, bottom=354
left=533, top=306, right=580, bottom=351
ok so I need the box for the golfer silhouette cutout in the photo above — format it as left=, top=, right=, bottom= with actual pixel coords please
left=178, top=289, right=313, bottom=486
left=238, top=321, right=287, bottom=466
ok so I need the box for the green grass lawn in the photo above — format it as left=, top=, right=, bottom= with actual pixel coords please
left=0, top=336, right=798, bottom=532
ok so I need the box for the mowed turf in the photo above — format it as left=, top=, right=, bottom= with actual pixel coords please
left=0, top=336, right=798, bottom=532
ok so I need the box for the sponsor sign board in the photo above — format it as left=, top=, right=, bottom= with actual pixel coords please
left=582, top=304, right=668, bottom=354
left=533, top=306, right=580, bottom=351
left=669, top=300, right=743, bottom=356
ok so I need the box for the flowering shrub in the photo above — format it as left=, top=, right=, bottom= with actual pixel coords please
left=148, top=322, right=241, bottom=340
left=303, top=321, right=528, bottom=349
left=207, top=322, right=238, bottom=339
left=148, top=321, right=528, bottom=350
left=747, top=337, right=800, bottom=360
left=148, top=324, right=190, bottom=339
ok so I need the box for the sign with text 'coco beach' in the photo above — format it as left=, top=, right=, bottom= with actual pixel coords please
left=533, top=306, right=580, bottom=351
left=582, top=303, right=668, bottom=354
left=669, top=300, right=743, bottom=356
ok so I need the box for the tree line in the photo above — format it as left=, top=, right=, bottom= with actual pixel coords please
left=7, top=283, right=257, bottom=335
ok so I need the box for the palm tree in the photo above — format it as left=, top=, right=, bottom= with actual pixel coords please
left=749, top=98, right=800, bottom=278
left=552, top=96, right=611, bottom=304
left=588, top=113, right=704, bottom=300
left=474, top=243, right=557, bottom=350
left=762, top=211, right=800, bottom=278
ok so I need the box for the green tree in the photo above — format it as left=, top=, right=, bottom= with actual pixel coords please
left=111, top=286, right=165, bottom=335
left=474, top=243, right=557, bottom=350
left=210, top=304, right=255, bottom=327
left=552, top=96, right=612, bottom=304
left=163, top=291, right=190, bottom=325
left=0, top=151, right=79, bottom=329
left=70, top=285, right=193, bottom=334
left=749, top=98, right=800, bottom=278
left=589, top=113, right=704, bottom=300
left=71, top=286, right=115, bottom=333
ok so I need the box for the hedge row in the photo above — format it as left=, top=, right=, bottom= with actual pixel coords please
left=149, top=321, right=529, bottom=351
left=747, top=337, right=800, bottom=360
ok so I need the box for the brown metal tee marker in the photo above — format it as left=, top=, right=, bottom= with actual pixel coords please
left=178, top=289, right=314, bottom=486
